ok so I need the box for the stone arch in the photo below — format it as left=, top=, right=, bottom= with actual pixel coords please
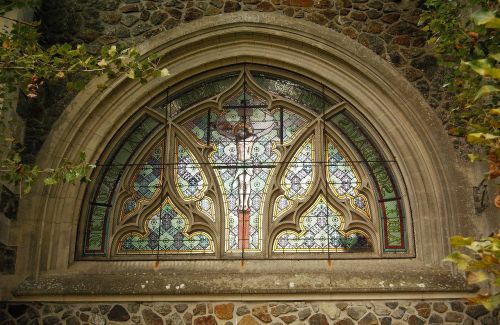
left=13, top=13, right=476, bottom=298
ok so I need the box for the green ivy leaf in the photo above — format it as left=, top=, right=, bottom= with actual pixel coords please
left=43, top=177, right=57, bottom=185
left=474, top=85, right=500, bottom=102
left=450, top=236, right=474, bottom=247
left=472, top=9, right=496, bottom=26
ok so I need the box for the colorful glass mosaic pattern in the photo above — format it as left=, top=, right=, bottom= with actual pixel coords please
left=156, top=73, right=238, bottom=116
left=210, top=89, right=279, bottom=251
left=282, top=138, right=314, bottom=200
left=252, top=72, right=335, bottom=113
left=273, top=196, right=371, bottom=252
left=273, top=195, right=292, bottom=219
left=175, top=141, right=207, bottom=201
left=84, top=116, right=160, bottom=255
left=273, top=108, right=308, bottom=144
left=326, top=141, right=369, bottom=216
left=197, top=197, right=215, bottom=221
left=122, top=144, right=163, bottom=218
left=330, top=112, right=406, bottom=252
left=118, top=197, right=214, bottom=254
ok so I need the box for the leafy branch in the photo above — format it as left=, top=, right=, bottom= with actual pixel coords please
left=421, top=0, right=499, bottom=206
left=0, top=4, right=169, bottom=195
left=445, top=233, right=500, bottom=310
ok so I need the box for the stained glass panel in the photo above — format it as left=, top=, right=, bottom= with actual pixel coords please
left=252, top=72, right=335, bottom=113
left=118, top=197, right=214, bottom=254
left=330, top=112, right=406, bottom=252
left=197, top=197, right=215, bottom=221
left=122, top=144, right=163, bottom=218
left=157, top=73, right=239, bottom=116
left=327, top=141, right=369, bottom=216
left=273, top=196, right=371, bottom=252
left=282, top=138, right=314, bottom=200
left=175, top=141, right=207, bottom=201
left=84, top=116, right=160, bottom=255
left=273, top=194, right=292, bottom=220
left=210, top=89, right=279, bottom=251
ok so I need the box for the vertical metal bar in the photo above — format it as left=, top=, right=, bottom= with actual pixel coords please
left=207, top=108, right=211, bottom=146
left=280, top=106, right=284, bottom=145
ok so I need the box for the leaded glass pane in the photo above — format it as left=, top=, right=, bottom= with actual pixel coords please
left=330, top=112, right=406, bottom=252
left=327, top=141, right=369, bottom=217
left=273, top=196, right=371, bottom=252
left=282, top=138, right=314, bottom=200
left=156, top=73, right=238, bottom=116
left=84, top=116, right=160, bottom=255
left=209, top=88, right=279, bottom=252
left=175, top=141, right=207, bottom=201
left=118, top=198, right=214, bottom=254
left=252, top=72, right=335, bottom=112
left=197, top=197, right=215, bottom=221
left=121, top=144, right=163, bottom=218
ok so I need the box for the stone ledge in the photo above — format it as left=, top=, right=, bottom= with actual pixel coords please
left=12, top=270, right=473, bottom=298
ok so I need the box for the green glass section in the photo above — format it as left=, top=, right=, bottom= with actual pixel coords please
left=330, top=112, right=406, bottom=251
left=252, top=72, right=335, bottom=112
left=157, top=73, right=239, bottom=115
left=84, top=116, right=161, bottom=255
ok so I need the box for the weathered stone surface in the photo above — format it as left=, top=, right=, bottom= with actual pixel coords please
left=175, top=304, right=189, bottom=313
left=283, top=0, right=314, bottom=7
left=42, top=316, right=60, bottom=325
left=66, top=316, right=81, bottom=325
left=432, top=303, right=447, bottom=314
left=428, top=313, right=443, bottom=325
left=224, top=1, right=241, bottom=12
left=194, top=315, right=216, bottom=325
left=298, top=308, right=312, bottom=320
left=238, top=315, right=259, bottom=325
left=279, top=315, right=297, bottom=324
left=214, top=304, right=234, bottom=320
left=445, top=311, right=464, bottom=323
left=142, top=309, right=163, bottom=325
left=108, top=305, right=130, bottom=322
left=237, top=306, right=250, bottom=316
left=380, top=316, right=391, bottom=325
left=336, top=303, right=348, bottom=311
left=193, top=304, right=206, bottom=316
left=358, top=33, right=385, bottom=54
left=408, top=315, right=425, bottom=325
left=465, top=305, right=489, bottom=319
left=358, top=312, right=378, bottom=325
left=309, top=313, right=328, bottom=325
left=320, top=304, right=340, bottom=320
left=183, top=312, right=193, bottom=325
left=184, top=8, right=204, bottom=22
left=414, top=303, right=430, bottom=319
left=252, top=306, right=272, bottom=323
left=256, top=2, right=275, bottom=12
left=333, top=318, right=354, bottom=325
left=390, top=307, right=405, bottom=319
left=373, top=304, right=391, bottom=316
left=347, top=306, right=367, bottom=320
left=165, top=313, right=183, bottom=325
left=450, top=301, right=464, bottom=312
left=154, top=304, right=172, bottom=316
left=271, top=305, right=297, bottom=317
left=381, top=13, right=400, bottom=24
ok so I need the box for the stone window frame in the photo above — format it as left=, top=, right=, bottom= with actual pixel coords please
left=75, top=64, right=414, bottom=260
left=10, top=13, right=475, bottom=299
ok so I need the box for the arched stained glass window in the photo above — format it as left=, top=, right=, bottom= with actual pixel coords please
left=77, top=65, right=412, bottom=260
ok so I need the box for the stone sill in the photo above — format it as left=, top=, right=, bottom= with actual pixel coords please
left=11, top=269, right=474, bottom=300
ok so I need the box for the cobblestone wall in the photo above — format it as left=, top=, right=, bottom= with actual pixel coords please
left=0, top=300, right=498, bottom=325
left=22, top=0, right=455, bottom=162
